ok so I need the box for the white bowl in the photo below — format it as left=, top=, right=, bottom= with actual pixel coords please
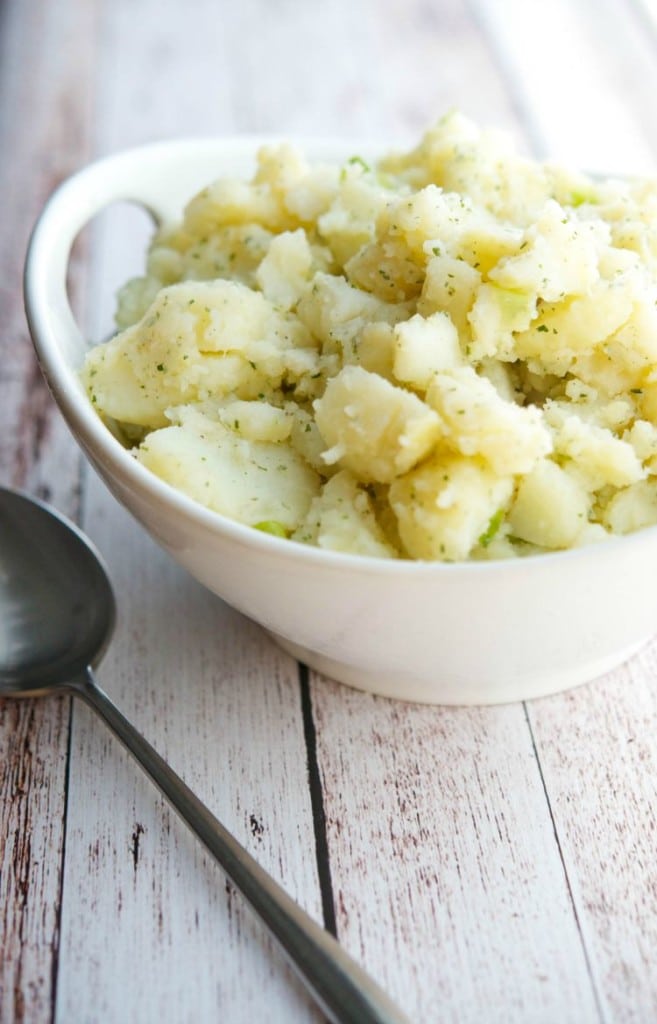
left=24, top=137, right=657, bottom=705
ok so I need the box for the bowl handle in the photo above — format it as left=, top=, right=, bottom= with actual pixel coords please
left=24, top=135, right=365, bottom=377
left=24, top=139, right=259, bottom=375
left=23, top=135, right=358, bottom=440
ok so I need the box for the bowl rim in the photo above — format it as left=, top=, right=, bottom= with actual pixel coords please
left=23, top=135, right=657, bottom=578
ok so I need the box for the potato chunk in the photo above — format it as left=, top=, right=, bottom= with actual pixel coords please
left=293, top=470, right=396, bottom=558
left=418, top=253, right=481, bottom=336
left=545, top=405, right=644, bottom=490
left=389, top=454, right=514, bottom=561
left=255, top=229, right=313, bottom=309
left=393, top=312, right=463, bottom=388
left=426, top=368, right=552, bottom=475
left=509, top=460, right=589, bottom=549
left=489, top=200, right=607, bottom=301
left=314, top=366, right=442, bottom=483
left=136, top=406, right=320, bottom=530
left=83, top=280, right=294, bottom=428
left=467, top=283, right=537, bottom=361
left=603, top=480, right=657, bottom=534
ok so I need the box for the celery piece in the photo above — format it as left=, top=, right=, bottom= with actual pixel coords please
left=478, top=508, right=505, bottom=548
left=254, top=520, right=289, bottom=538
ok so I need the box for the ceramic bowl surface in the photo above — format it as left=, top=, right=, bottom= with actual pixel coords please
left=24, top=138, right=657, bottom=704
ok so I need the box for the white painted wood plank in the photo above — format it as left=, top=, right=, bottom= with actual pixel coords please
left=84, top=0, right=525, bottom=344
left=0, top=697, right=70, bottom=1023
left=633, top=0, right=657, bottom=36
left=528, top=648, right=657, bottom=1022
left=297, top=4, right=604, bottom=1022
left=368, top=0, right=522, bottom=138
left=52, top=3, right=340, bottom=1020
left=0, top=0, right=94, bottom=504
left=8, top=2, right=657, bottom=1023
left=471, top=0, right=657, bottom=1019
left=572, top=0, right=657, bottom=159
left=0, top=1, right=98, bottom=1019
left=88, top=0, right=523, bottom=149
left=310, top=682, right=601, bottom=1023
left=56, top=485, right=324, bottom=1023
left=303, top=2, right=657, bottom=1021
left=471, top=0, right=656, bottom=171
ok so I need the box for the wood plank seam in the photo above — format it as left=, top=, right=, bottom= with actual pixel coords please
left=628, top=0, right=657, bottom=43
left=522, top=704, right=606, bottom=1022
left=464, top=0, right=549, bottom=156
left=299, top=664, right=338, bottom=937
left=443, top=4, right=610, bottom=1016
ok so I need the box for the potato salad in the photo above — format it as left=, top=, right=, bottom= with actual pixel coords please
left=82, top=113, right=657, bottom=560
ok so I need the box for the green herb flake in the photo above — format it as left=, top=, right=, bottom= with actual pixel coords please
left=348, top=155, right=371, bottom=173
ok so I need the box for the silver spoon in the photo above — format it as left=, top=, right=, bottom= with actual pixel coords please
left=0, top=486, right=409, bottom=1024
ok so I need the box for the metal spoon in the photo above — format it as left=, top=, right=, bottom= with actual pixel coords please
left=0, top=486, right=409, bottom=1024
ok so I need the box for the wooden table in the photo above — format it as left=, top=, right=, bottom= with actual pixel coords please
left=3, top=1, right=657, bottom=1020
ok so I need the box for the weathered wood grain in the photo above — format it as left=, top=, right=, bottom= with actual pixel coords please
left=55, top=486, right=325, bottom=1022
left=528, top=648, right=657, bottom=1022
left=5, top=0, right=657, bottom=1021
left=0, top=698, right=70, bottom=1023
left=472, top=0, right=657, bottom=1018
left=0, top=1, right=98, bottom=1020
left=304, top=3, right=598, bottom=1022
left=471, top=0, right=657, bottom=170
left=49, top=5, right=336, bottom=1018
left=310, top=683, right=601, bottom=1023
left=368, top=0, right=522, bottom=138
left=0, top=0, right=94, bottom=500
left=310, top=2, right=657, bottom=1023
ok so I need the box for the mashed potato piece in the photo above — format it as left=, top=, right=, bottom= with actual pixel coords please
left=83, top=112, right=657, bottom=560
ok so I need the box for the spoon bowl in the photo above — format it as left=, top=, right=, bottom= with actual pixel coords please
left=0, top=488, right=114, bottom=695
left=0, top=485, right=408, bottom=1024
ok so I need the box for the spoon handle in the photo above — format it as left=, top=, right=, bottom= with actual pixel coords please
left=71, top=669, right=410, bottom=1024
